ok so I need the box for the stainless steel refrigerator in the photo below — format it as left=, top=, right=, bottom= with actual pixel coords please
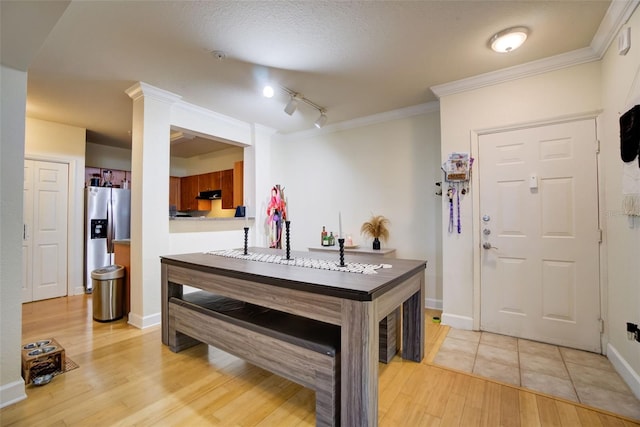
left=84, top=186, right=131, bottom=292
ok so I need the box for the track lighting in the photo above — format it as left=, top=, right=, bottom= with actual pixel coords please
left=284, top=95, right=299, bottom=115
left=314, top=110, right=327, bottom=129
left=279, top=87, right=328, bottom=128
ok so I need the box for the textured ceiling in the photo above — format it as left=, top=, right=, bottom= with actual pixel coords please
left=1, top=1, right=621, bottom=154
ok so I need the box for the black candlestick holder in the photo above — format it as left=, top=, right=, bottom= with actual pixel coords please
left=338, top=238, right=345, bottom=267
left=243, top=227, right=249, bottom=255
left=285, top=220, right=291, bottom=260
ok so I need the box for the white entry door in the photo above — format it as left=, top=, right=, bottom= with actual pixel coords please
left=479, top=119, right=601, bottom=352
left=23, top=160, right=69, bottom=302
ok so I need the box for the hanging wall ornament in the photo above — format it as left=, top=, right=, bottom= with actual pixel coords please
left=442, top=153, right=473, bottom=233
left=620, top=106, right=640, bottom=216
left=620, top=105, right=640, bottom=165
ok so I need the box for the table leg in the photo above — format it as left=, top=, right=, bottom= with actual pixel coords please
left=341, top=299, right=378, bottom=426
left=161, top=264, right=183, bottom=345
left=402, top=278, right=425, bottom=362
left=378, top=307, right=401, bottom=363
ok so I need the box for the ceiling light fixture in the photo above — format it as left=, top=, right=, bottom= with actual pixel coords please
left=262, top=85, right=274, bottom=98
left=314, top=110, right=327, bottom=129
left=280, top=87, right=328, bottom=129
left=284, top=94, right=299, bottom=115
left=489, top=26, right=529, bottom=53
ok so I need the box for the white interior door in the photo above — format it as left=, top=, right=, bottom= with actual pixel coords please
left=22, top=161, right=34, bottom=303
left=23, top=160, right=69, bottom=302
left=479, top=119, right=601, bottom=352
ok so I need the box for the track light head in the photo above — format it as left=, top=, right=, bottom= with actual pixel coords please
left=314, top=110, right=327, bottom=129
left=284, top=96, right=299, bottom=115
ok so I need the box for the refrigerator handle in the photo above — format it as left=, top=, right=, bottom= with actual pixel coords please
left=107, top=195, right=114, bottom=254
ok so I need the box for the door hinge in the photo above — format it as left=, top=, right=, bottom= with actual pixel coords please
left=599, top=318, right=605, bottom=334
left=598, top=229, right=603, bottom=243
left=596, top=139, right=600, bottom=154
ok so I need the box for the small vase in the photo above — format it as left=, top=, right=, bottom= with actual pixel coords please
left=373, top=237, right=381, bottom=250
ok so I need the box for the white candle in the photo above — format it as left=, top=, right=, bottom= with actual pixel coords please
left=286, top=197, right=289, bottom=221
left=339, top=212, right=342, bottom=238
left=244, top=200, right=248, bottom=227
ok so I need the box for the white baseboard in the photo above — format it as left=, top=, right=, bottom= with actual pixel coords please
left=127, top=311, right=161, bottom=329
left=441, top=312, right=474, bottom=330
left=425, top=298, right=442, bottom=310
left=607, top=343, right=640, bottom=400
left=0, top=379, right=26, bottom=409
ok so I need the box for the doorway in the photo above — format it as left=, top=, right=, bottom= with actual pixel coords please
left=477, top=119, right=601, bottom=352
left=23, top=159, right=69, bottom=302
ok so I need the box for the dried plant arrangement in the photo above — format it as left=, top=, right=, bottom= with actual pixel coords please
left=360, top=215, right=390, bottom=249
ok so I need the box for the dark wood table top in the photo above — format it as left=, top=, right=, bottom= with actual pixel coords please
left=161, top=247, right=426, bottom=301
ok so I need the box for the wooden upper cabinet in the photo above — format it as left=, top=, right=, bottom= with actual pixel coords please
left=174, top=165, right=239, bottom=212
left=199, top=171, right=221, bottom=192
left=169, top=176, right=181, bottom=209
left=233, top=161, right=244, bottom=208
left=220, top=169, right=234, bottom=209
left=179, top=175, right=212, bottom=211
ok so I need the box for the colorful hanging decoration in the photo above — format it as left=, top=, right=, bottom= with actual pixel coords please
left=266, top=185, right=288, bottom=248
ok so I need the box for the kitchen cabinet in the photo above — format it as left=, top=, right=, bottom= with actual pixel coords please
left=169, top=176, right=181, bottom=208
left=175, top=165, right=240, bottom=211
left=233, top=161, right=244, bottom=208
left=199, top=171, right=221, bottom=192
left=179, top=175, right=211, bottom=211
left=113, top=240, right=130, bottom=315
left=220, top=169, right=234, bottom=209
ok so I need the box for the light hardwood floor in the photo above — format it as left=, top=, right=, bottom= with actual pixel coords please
left=2, top=295, right=639, bottom=426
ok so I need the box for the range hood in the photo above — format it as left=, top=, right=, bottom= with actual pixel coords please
left=196, top=190, right=222, bottom=200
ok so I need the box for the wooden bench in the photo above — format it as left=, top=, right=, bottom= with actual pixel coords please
left=168, top=291, right=340, bottom=427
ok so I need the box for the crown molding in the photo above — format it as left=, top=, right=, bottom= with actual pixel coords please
left=275, top=101, right=439, bottom=142
left=591, top=0, right=639, bottom=56
left=124, top=81, right=182, bottom=103
left=431, top=0, right=639, bottom=99
left=431, top=47, right=599, bottom=98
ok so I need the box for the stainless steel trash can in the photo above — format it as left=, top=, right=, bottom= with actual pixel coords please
left=91, top=265, right=125, bottom=322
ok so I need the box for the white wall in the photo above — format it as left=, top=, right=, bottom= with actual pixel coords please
left=0, top=65, right=28, bottom=407
left=174, top=146, right=243, bottom=176
left=85, top=142, right=131, bottom=171
left=439, top=42, right=640, bottom=397
left=25, top=118, right=86, bottom=296
left=438, top=61, right=602, bottom=329
left=271, top=109, right=443, bottom=307
left=599, top=10, right=640, bottom=397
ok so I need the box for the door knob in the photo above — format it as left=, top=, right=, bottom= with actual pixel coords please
left=483, top=228, right=491, bottom=236
left=482, top=242, right=498, bottom=250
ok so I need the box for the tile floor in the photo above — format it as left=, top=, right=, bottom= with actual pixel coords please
left=433, top=328, right=640, bottom=421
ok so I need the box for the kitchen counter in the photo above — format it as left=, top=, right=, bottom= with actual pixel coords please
left=169, top=217, right=253, bottom=233
left=169, top=216, right=253, bottom=221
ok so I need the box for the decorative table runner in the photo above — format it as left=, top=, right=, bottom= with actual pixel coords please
left=206, top=249, right=392, bottom=274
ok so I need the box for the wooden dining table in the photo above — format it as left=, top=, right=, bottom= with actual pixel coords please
left=160, top=247, right=427, bottom=426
